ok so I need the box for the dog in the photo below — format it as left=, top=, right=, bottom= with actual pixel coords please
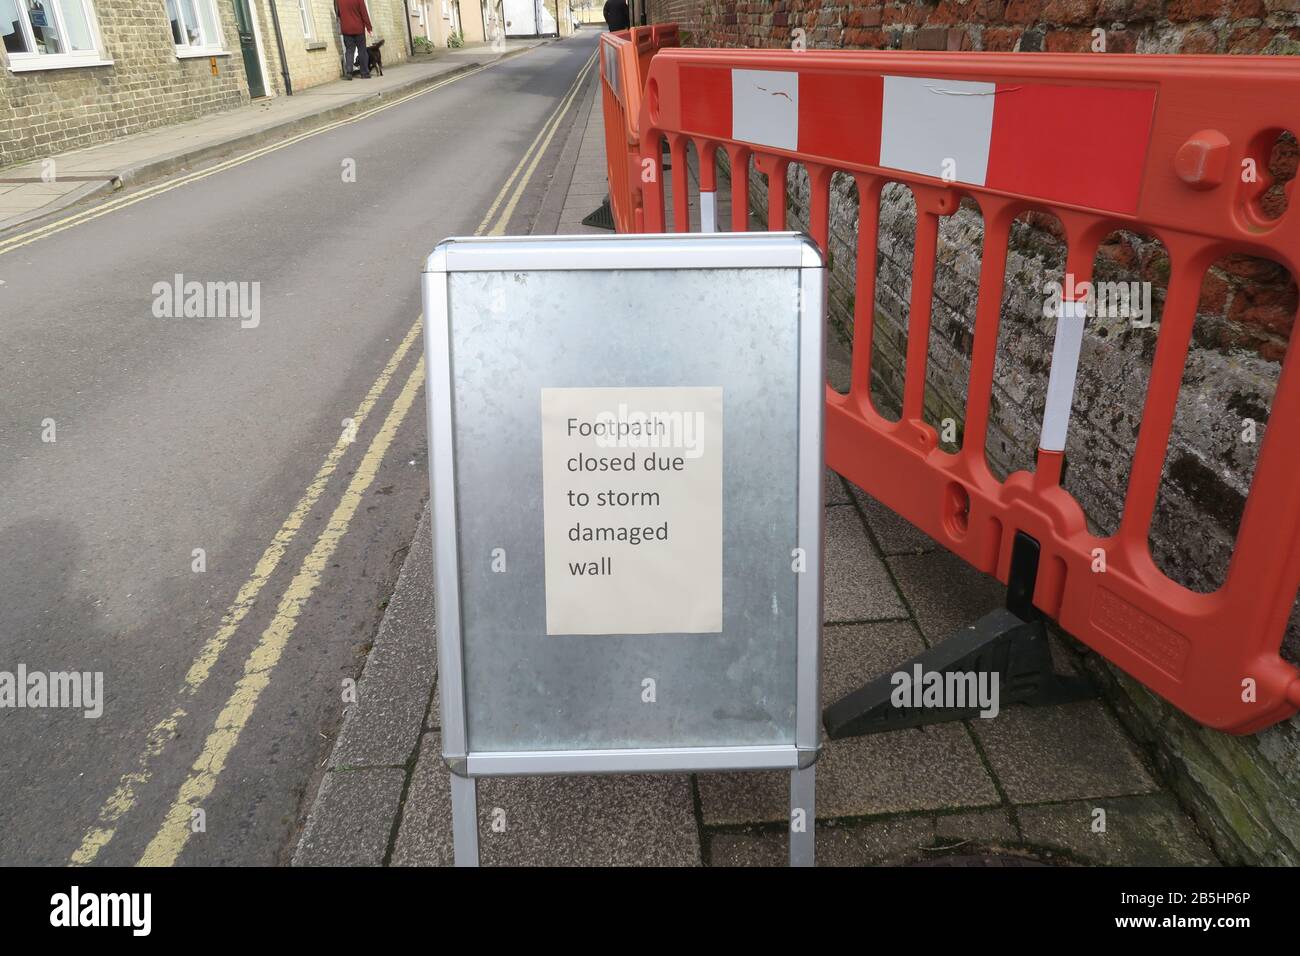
left=352, top=36, right=384, bottom=77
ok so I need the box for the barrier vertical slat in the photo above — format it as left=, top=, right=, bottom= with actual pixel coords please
left=902, top=211, right=940, bottom=425
left=848, top=173, right=881, bottom=405
left=728, top=145, right=751, bottom=231
left=1116, top=237, right=1206, bottom=548
left=961, top=202, right=1014, bottom=465
left=808, top=164, right=833, bottom=256
left=670, top=133, right=689, bottom=232
left=642, top=130, right=666, bottom=231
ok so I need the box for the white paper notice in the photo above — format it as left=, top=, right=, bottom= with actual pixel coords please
left=541, top=386, right=723, bottom=636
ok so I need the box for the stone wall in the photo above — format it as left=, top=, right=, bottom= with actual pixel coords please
left=653, top=0, right=1300, bottom=865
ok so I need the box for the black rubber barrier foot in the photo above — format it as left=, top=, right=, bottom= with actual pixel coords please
left=581, top=197, right=616, bottom=230
left=822, top=531, right=1095, bottom=740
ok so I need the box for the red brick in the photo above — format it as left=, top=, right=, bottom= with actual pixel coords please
left=1181, top=27, right=1222, bottom=52
left=1104, top=29, right=1138, bottom=50
left=914, top=25, right=949, bottom=47
left=976, top=0, right=1009, bottom=17
left=1044, top=0, right=1098, bottom=22
left=982, top=26, right=1022, bottom=48
left=1096, top=0, right=1164, bottom=17
left=1227, top=25, right=1273, bottom=50
left=1220, top=254, right=1288, bottom=282
left=1167, top=0, right=1227, bottom=18
left=1097, top=235, right=1140, bottom=270
left=1198, top=270, right=1232, bottom=313
left=1045, top=27, right=1095, bottom=50
left=1004, top=0, right=1045, bottom=22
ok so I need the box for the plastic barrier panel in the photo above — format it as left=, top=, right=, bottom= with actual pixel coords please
left=599, top=25, right=682, bottom=233
left=629, top=47, right=1300, bottom=734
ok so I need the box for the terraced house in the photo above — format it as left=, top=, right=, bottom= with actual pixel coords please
left=1, top=0, right=410, bottom=168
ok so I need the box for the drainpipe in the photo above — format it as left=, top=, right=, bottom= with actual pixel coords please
left=402, top=0, right=414, bottom=55
left=266, top=0, right=294, bottom=95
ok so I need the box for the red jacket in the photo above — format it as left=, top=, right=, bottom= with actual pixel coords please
left=336, top=0, right=372, bottom=35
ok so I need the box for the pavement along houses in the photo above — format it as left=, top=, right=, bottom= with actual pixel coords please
left=0, top=0, right=421, bottom=169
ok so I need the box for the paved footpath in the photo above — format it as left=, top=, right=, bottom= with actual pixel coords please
left=293, top=75, right=1220, bottom=867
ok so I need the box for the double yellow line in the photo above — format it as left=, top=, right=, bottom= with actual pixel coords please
left=70, top=47, right=596, bottom=867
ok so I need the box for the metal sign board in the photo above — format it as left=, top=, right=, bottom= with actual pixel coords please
left=421, top=232, right=824, bottom=866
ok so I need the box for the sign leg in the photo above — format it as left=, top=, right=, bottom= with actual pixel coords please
left=450, top=773, right=480, bottom=867
left=789, top=765, right=815, bottom=867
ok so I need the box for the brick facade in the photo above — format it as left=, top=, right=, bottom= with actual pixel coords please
left=1, top=0, right=410, bottom=169
left=646, top=0, right=1300, bottom=864
left=1, top=0, right=248, bottom=167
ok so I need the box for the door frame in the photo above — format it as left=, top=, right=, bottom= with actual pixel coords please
left=241, top=0, right=274, bottom=98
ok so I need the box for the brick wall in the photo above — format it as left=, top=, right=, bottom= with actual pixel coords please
left=1, top=0, right=249, bottom=168
left=647, top=0, right=1300, bottom=865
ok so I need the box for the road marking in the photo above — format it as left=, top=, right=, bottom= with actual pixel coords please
left=71, top=319, right=425, bottom=865
left=482, top=51, right=595, bottom=234
left=0, top=45, right=549, bottom=258
left=138, top=356, right=427, bottom=868
left=72, top=46, right=594, bottom=865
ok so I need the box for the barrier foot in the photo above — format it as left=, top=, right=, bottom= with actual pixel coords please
left=823, top=532, right=1095, bottom=739
left=581, top=196, right=616, bottom=230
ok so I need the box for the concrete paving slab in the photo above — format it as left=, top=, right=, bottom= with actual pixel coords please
left=847, top=482, right=938, bottom=556
left=328, top=508, right=436, bottom=769
left=394, top=741, right=701, bottom=866
left=292, top=768, right=407, bottom=866
left=821, top=619, right=926, bottom=705
left=971, top=700, right=1158, bottom=804
left=391, top=733, right=454, bottom=867
left=1017, top=793, right=1219, bottom=866
left=710, top=808, right=1018, bottom=866
left=823, top=467, right=850, bottom=505
left=887, top=548, right=1005, bottom=643
left=698, top=722, right=999, bottom=825
left=823, top=505, right=907, bottom=623
left=473, top=773, right=700, bottom=866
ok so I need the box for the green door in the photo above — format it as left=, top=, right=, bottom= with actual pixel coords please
left=231, top=0, right=266, bottom=98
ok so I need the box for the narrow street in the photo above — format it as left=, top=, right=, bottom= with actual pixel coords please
left=0, top=31, right=599, bottom=866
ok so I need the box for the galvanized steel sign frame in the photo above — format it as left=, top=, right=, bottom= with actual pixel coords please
left=421, top=232, right=824, bottom=865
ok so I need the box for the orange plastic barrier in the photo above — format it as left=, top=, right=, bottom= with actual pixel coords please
left=628, top=47, right=1300, bottom=733
left=599, top=25, right=680, bottom=232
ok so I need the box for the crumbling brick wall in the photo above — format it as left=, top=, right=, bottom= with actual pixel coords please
left=648, top=0, right=1300, bottom=865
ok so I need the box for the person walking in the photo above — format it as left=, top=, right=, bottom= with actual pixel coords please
left=336, top=0, right=373, bottom=79
left=603, top=0, right=629, bottom=31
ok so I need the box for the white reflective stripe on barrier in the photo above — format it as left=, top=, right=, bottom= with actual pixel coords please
left=1039, top=298, right=1089, bottom=453
left=700, top=190, right=716, bottom=232
left=731, top=68, right=798, bottom=151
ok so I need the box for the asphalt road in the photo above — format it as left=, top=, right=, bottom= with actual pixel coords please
left=0, top=31, right=598, bottom=866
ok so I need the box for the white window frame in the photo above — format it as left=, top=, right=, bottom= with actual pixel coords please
left=166, top=0, right=227, bottom=57
left=3, top=0, right=112, bottom=71
left=296, top=0, right=316, bottom=40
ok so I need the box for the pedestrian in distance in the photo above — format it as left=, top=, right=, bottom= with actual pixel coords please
left=603, top=0, right=629, bottom=31
left=336, top=0, right=374, bottom=79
